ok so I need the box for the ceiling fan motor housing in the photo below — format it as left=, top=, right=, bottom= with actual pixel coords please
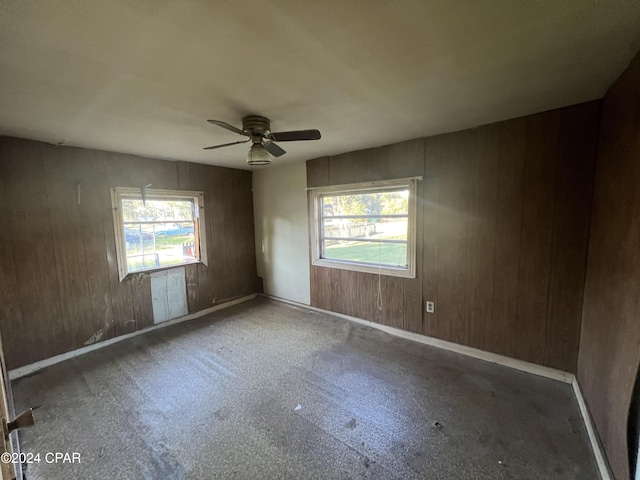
left=242, top=115, right=271, bottom=137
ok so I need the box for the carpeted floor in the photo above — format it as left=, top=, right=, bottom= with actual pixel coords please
left=12, top=297, right=599, bottom=479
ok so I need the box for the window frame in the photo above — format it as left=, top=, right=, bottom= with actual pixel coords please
left=309, top=178, right=418, bottom=278
left=111, top=187, right=208, bottom=281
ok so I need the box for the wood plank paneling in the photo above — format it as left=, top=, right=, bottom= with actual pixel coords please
left=491, top=117, right=526, bottom=358
left=205, top=168, right=225, bottom=306
left=100, top=152, right=136, bottom=337
left=308, top=102, right=600, bottom=373
left=75, top=150, right=115, bottom=343
left=306, top=157, right=329, bottom=188
left=44, top=152, right=94, bottom=349
left=436, top=129, right=471, bottom=346
left=356, top=272, right=384, bottom=325
left=545, top=102, right=599, bottom=372
left=0, top=137, right=258, bottom=369
left=465, top=124, right=500, bottom=352
left=385, top=277, right=404, bottom=330
left=422, top=136, right=442, bottom=337
left=578, top=52, right=640, bottom=480
left=309, top=266, right=331, bottom=311
left=223, top=171, right=243, bottom=301
left=330, top=269, right=358, bottom=318
left=387, top=139, right=424, bottom=179
left=164, top=161, right=180, bottom=191
left=176, top=161, right=190, bottom=190
left=3, top=144, right=66, bottom=361
left=356, top=147, right=389, bottom=183
left=0, top=165, right=27, bottom=368
left=186, top=162, right=220, bottom=308
left=328, top=152, right=358, bottom=185
left=513, top=110, right=560, bottom=364
left=235, top=172, right=258, bottom=296
left=131, top=274, right=153, bottom=331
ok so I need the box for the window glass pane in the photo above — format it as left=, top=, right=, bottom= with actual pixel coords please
left=323, top=239, right=407, bottom=267
left=124, top=221, right=197, bottom=274
left=122, top=199, right=194, bottom=222
left=323, top=218, right=408, bottom=241
left=320, top=188, right=409, bottom=267
left=322, top=189, right=408, bottom=217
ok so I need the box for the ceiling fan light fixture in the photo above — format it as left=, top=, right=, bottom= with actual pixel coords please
left=206, top=116, right=321, bottom=166
left=246, top=143, right=272, bottom=166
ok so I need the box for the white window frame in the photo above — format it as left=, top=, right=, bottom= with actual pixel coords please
left=111, top=187, right=208, bottom=281
left=309, top=178, right=418, bottom=278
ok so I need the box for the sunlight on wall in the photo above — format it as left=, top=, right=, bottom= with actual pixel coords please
left=252, top=162, right=310, bottom=304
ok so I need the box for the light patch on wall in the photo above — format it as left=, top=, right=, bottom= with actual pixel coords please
left=151, top=267, right=188, bottom=324
left=84, top=329, right=104, bottom=345
left=252, top=162, right=311, bottom=305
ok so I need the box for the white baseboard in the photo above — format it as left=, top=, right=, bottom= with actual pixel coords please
left=9, top=293, right=257, bottom=380
left=261, top=293, right=612, bottom=480
left=572, top=378, right=613, bottom=480
left=261, top=293, right=573, bottom=383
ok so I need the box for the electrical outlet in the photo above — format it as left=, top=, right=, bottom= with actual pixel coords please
left=426, top=301, right=435, bottom=313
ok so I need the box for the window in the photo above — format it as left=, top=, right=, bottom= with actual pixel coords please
left=309, top=178, right=417, bottom=278
left=111, top=187, right=207, bottom=280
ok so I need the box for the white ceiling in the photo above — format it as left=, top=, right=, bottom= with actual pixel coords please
left=1, top=1, right=639, bottom=169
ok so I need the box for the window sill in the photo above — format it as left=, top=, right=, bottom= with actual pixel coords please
left=122, top=260, right=203, bottom=281
left=312, top=258, right=415, bottom=279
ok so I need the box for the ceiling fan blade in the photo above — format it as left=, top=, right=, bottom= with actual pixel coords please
left=263, top=141, right=286, bottom=157
left=203, top=139, right=250, bottom=150
left=207, top=119, right=249, bottom=137
left=269, top=129, right=321, bottom=142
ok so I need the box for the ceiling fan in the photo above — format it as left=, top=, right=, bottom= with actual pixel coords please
left=204, top=115, right=321, bottom=165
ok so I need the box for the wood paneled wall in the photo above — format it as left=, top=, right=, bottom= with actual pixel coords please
left=578, top=52, right=640, bottom=480
left=307, top=101, right=600, bottom=373
left=0, top=137, right=258, bottom=370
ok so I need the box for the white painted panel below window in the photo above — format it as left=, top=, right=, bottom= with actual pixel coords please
left=150, top=267, right=188, bottom=324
